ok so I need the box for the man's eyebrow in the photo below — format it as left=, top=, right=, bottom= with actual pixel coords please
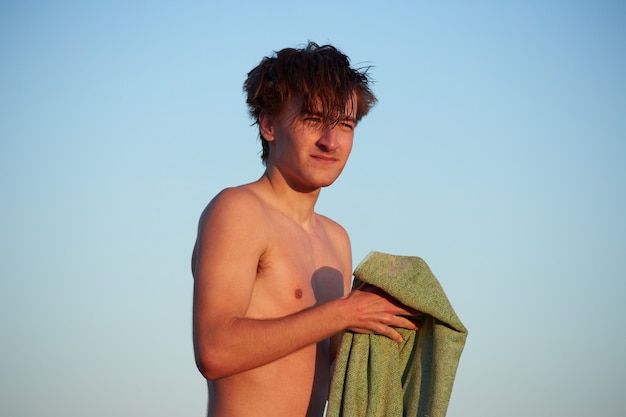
left=302, top=111, right=325, bottom=117
left=335, top=114, right=356, bottom=124
left=300, top=109, right=356, bottom=124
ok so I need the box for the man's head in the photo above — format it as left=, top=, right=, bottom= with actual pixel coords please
left=244, top=42, right=377, bottom=164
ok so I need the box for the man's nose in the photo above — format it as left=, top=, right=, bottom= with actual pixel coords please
left=317, top=125, right=339, bottom=151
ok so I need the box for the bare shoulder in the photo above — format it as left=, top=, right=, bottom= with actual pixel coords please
left=192, top=185, right=268, bottom=277
left=196, top=185, right=269, bottom=253
left=314, top=213, right=352, bottom=275
left=200, top=186, right=265, bottom=223
left=315, top=213, right=350, bottom=245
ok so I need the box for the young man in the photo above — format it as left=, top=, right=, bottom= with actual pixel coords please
left=192, top=42, right=418, bottom=417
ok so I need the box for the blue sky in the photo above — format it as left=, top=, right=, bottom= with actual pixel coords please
left=1, top=1, right=625, bottom=416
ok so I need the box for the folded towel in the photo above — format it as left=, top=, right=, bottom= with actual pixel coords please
left=327, top=251, right=468, bottom=417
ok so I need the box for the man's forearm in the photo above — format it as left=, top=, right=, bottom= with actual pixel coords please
left=194, top=298, right=348, bottom=380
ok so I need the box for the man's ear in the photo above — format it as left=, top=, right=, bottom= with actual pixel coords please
left=259, top=111, right=275, bottom=142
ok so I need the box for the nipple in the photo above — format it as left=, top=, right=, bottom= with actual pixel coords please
left=294, top=288, right=303, bottom=299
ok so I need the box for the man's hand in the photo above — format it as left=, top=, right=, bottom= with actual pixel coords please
left=342, top=283, right=421, bottom=342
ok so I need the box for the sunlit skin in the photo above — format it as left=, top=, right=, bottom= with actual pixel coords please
left=192, top=94, right=418, bottom=417
left=261, top=95, right=357, bottom=195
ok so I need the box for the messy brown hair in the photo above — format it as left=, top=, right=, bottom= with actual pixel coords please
left=244, top=42, right=377, bottom=163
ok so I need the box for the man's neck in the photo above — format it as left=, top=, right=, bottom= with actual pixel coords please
left=259, top=169, right=321, bottom=227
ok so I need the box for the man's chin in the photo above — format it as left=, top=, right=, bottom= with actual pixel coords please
left=320, top=179, right=337, bottom=188
left=294, top=177, right=338, bottom=193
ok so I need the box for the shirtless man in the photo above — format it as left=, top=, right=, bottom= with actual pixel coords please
left=191, top=42, right=418, bottom=417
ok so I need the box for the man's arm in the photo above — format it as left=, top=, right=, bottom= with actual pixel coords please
left=192, top=188, right=417, bottom=380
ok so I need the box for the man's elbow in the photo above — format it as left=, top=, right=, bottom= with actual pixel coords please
left=195, top=346, right=232, bottom=380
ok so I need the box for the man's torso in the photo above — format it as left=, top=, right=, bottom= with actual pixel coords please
left=207, top=183, right=349, bottom=417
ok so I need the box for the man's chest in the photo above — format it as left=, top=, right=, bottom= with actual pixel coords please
left=249, top=228, right=345, bottom=316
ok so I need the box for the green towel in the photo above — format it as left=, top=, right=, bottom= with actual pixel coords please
left=327, top=252, right=468, bottom=417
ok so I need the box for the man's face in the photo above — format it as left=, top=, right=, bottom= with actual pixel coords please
left=264, top=94, right=357, bottom=192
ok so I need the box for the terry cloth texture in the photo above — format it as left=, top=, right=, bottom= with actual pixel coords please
left=327, top=251, right=468, bottom=417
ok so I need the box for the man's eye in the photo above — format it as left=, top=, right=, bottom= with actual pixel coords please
left=340, top=121, right=355, bottom=130
left=303, top=117, right=324, bottom=128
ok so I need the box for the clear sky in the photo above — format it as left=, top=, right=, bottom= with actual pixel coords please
left=1, top=1, right=625, bottom=416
